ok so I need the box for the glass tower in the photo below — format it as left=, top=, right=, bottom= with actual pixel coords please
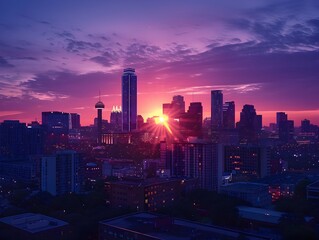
left=122, top=68, right=137, bottom=132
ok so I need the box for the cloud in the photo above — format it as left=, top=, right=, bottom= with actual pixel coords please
left=0, top=56, right=14, bottom=68
left=169, top=83, right=263, bottom=95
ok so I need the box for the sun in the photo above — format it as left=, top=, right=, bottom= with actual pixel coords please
left=155, top=115, right=168, bottom=125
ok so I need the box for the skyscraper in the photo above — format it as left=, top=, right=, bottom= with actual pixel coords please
left=223, top=101, right=235, bottom=129
left=237, top=104, right=259, bottom=143
left=162, top=95, right=185, bottom=119
left=122, top=68, right=137, bottom=132
left=211, top=90, right=223, bottom=130
left=95, top=97, right=105, bottom=145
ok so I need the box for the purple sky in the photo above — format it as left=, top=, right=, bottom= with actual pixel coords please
left=0, top=0, right=319, bottom=126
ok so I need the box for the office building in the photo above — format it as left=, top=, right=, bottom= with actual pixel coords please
left=42, top=111, right=70, bottom=134
left=237, top=105, right=260, bottom=143
left=0, top=120, right=27, bottom=160
left=41, top=150, right=81, bottom=196
left=109, top=178, right=196, bottom=212
left=110, top=106, right=122, bottom=132
left=211, top=90, right=223, bottom=130
left=223, top=101, right=235, bottom=129
left=162, top=95, right=186, bottom=119
left=122, top=68, right=137, bottom=132
left=224, top=145, right=270, bottom=180
left=70, top=113, right=80, bottom=129
left=180, top=102, right=203, bottom=137
left=276, top=112, right=294, bottom=143
left=170, top=140, right=223, bottom=191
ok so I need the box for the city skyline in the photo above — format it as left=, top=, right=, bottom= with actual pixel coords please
left=0, top=1, right=319, bottom=126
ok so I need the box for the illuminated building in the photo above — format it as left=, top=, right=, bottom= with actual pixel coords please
left=122, top=68, right=137, bottom=132
left=224, top=145, right=270, bottom=180
left=110, top=106, right=122, bottom=132
left=109, top=178, right=197, bottom=211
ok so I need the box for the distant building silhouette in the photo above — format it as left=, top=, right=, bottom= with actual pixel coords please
left=42, top=111, right=70, bottom=134
left=0, top=120, right=27, bottom=160
left=122, top=68, right=137, bottom=132
left=95, top=97, right=105, bottom=145
left=276, top=112, right=294, bottom=143
left=223, top=101, right=235, bottom=129
left=162, top=95, right=185, bottom=119
left=180, top=102, right=203, bottom=137
left=137, top=115, right=144, bottom=130
left=211, top=90, right=223, bottom=130
left=237, top=104, right=261, bottom=143
left=70, top=113, right=81, bottom=129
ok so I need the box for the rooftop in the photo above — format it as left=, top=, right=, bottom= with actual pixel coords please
left=0, top=213, right=68, bottom=233
left=308, top=180, right=319, bottom=189
left=100, top=212, right=271, bottom=240
left=220, top=182, right=269, bottom=193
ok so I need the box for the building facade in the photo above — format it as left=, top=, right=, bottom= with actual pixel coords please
left=122, top=68, right=137, bottom=132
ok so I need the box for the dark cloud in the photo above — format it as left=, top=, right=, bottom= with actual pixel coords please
left=66, top=39, right=103, bottom=53
left=57, top=31, right=75, bottom=39
left=21, top=71, right=118, bottom=98
left=0, top=56, right=14, bottom=68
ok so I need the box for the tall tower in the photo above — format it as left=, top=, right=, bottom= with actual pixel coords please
left=122, top=68, right=137, bottom=132
left=211, top=90, right=223, bottom=130
left=223, top=101, right=235, bottom=129
left=95, top=94, right=105, bottom=145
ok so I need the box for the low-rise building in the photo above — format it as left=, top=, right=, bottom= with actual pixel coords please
left=219, top=182, right=271, bottom=207
left=110, top=178, right=197, bottom=211
left=0, top=213, right=70, bottom=240
left=99, top=212, right=272, bottom=240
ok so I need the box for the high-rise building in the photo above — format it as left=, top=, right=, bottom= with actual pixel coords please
left=41, top=150, right=81, bottom=196
left=70, top=113, right=81, bottom=129
left=223, top=101, right=235, bottom=129
left=137, top=115, right=144, bottom=130
left=301, top=119, right=311, bottom=133
left=224, top=145, right=270, bottom=180
left=171, top=95, right=185, bottom=118
left=237, top=104, right=260, bottom=143
left=170, top=140, right=223, bottom=191
left=42, top=111, right=70, bottom=134
left=276, top=112, right=294, bottom=143
left=180, top=102, right=203, bottom=137
left=122, top=68, right=137, bottom=132
left=211, top=90, right=223, bottom=130
left=276, top=112, right=287, bottom=128
left=162, top=95, right=185, bottom=119
left=110, top=106, right=122, bottom=132
left=0, top=120, right=27, bottom=160
left=95, top=98, right=105, bottom=145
